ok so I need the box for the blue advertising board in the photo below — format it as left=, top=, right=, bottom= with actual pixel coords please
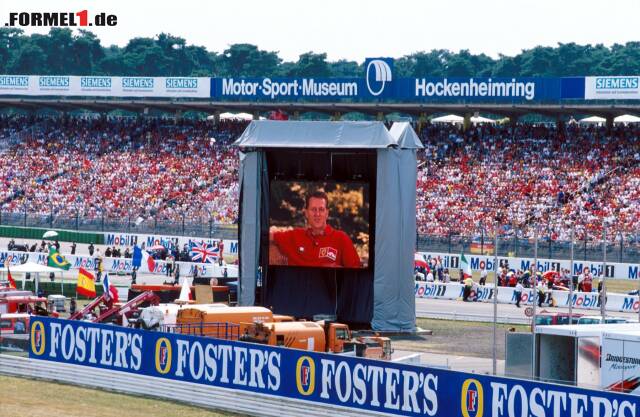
left=210, top=76, right=565, bottom=102
left=209, top=57, right=586, bottom=103
left=29, top=317, right=640, bottom=417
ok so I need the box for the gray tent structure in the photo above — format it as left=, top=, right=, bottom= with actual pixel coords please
left=235, top=120, right=422, bottom=331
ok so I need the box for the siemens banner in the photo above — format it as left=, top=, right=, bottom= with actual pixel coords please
left=31, top=317, right=640, bottom=417
left=585, top=76, right=640, bottom=99
left=0, top=75, right=210, bottom=97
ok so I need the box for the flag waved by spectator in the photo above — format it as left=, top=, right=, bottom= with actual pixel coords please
left=189, top=241, right=220, bottom=263
left=48, top=246, right=71, bottom=270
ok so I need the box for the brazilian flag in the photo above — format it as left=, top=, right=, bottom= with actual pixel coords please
left=48, top=246, right=71, bottom=270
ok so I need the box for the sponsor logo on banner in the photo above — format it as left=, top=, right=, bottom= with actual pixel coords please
left=296, top=356, right=315, bottom=396
left=39, top=76, right=70, bottom=90
left=122, top=77, right=154, bottom=91
left=621, top=297, right=640, bottom=312
left=155, top=337, right=172, bottom=374
left=461, top=286, right=493, bottom=301
left=415, top=283, right=448, bottom=298
left=0, top=75, right=29, bottom=89
left=165, top=78, right=199, bottom=90
left=586, top=76, right=640, bottom=99
left=80, top=76, right=112, bottom=90
left=605, top=265, right=615, bottom=278
left=566, top=293, right=600, bottom=308
left=364, top=58, right=393, bottom=96
left=31, top=321, right=46, bottom=356
left=461, top=378, right=484, bottom=417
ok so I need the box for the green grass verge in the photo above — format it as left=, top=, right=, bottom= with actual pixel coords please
left=0, top=375, right=247, bottom=417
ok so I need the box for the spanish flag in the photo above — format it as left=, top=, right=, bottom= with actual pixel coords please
left=76, top=267, right=96, bottom=298
left=7, top=267, right=16, bottom=289
left=48, top=246, right=71, bottom=270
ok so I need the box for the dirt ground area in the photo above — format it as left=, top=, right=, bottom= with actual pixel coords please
left=389, top=318, right=529, bottom=360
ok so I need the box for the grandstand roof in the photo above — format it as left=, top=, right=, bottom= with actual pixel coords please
left=1, top=98, right=640, bottom=119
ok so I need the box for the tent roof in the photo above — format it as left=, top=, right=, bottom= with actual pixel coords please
left=388, top=122, right=424, bottom=149
left=614, top=114, right=640, bottom=123
left=0, top=262, right=63, bottom=273
left=471, top=116, right=496, bottom=124
left=579, top=116, right=606, bottom=123
left=431, top=114, right=464, bottom=123
left=431, top=114, right=495, bottom=124
left=234, top=120, right=397, bottom=149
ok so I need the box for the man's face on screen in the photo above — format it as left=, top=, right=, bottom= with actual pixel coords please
left=305, top=197, right=328, bottom=232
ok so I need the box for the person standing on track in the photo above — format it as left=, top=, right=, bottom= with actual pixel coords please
left=515, top=280, right=524, bottom=307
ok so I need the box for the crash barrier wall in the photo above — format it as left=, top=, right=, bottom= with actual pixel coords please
left=416, top=235, right=640, bottom=265
left=10, top=317, right=640, bottom=417
left=1, top=229, right=239, bottom=265
left=0, top=225, right=103, bottom=244
left=0, top=211, right=238, bottom=241
left=415, top=281, right=640, bottom=314
left=417, top=251, right=640, bottom=280
left=0, top=250, right=238, bottom=278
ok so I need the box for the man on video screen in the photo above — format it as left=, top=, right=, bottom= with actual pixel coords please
left=269, top=190, right=361, bottom=268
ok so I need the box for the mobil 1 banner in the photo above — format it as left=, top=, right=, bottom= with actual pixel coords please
left=418, top=251, right=638, bottom=280
left=30, top=317, right=640, bottom=417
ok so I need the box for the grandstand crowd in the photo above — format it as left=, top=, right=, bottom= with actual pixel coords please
left=0, top=114, right=638, bottom=244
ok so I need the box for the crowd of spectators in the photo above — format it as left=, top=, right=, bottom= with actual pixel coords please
left=417, top=122, right=640, bottom=243
left=0, top=115, right=242, bottom=225
left=0, top=115, right=638, bottom=244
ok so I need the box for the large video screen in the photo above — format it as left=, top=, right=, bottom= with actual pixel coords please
left=269, top=181, right=369, bottom=268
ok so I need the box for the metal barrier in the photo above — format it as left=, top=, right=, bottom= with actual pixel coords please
left=416, top=233, right=640, bottom=264
left=164, top=322, right=240, bottom=340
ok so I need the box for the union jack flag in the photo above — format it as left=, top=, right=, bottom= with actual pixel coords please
left=189, top=241, right=219, bottom=263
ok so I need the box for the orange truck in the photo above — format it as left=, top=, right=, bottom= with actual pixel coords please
left=173, top=306, right=392, bottom=360
left=241, top=320, right=392, bottom=360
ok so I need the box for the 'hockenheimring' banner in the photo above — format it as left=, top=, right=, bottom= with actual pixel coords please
left=29, top=317, right=640, bottom=417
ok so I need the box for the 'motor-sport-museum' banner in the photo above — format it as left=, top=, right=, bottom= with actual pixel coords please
left=30, top=317, right=640, bottom=417
left=211, top=76, right=555, bottom=101
left=0, top=75, right=210, bottom=97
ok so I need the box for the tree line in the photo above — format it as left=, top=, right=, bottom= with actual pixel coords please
left=1, top=28, right=639, bottom=77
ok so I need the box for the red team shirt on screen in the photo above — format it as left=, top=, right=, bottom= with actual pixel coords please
left=273, top=225, right=361, bottom=268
